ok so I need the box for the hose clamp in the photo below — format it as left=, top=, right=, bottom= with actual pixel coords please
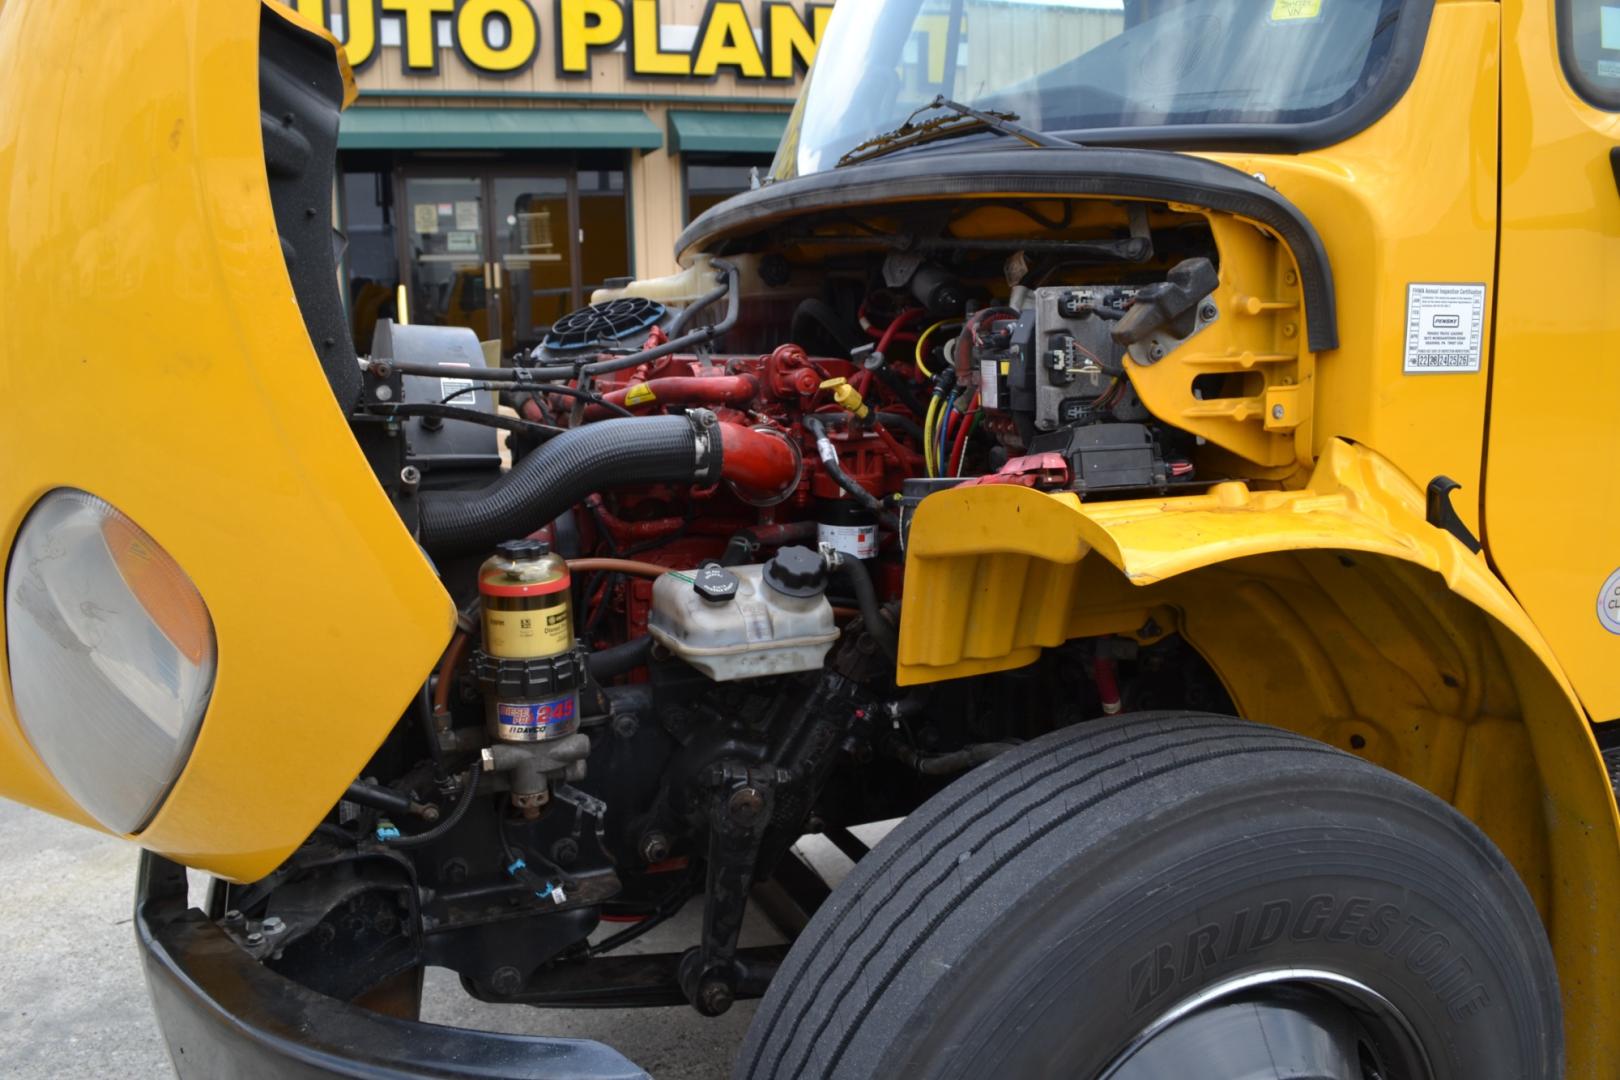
left=688, top=408, right=721, bottom=481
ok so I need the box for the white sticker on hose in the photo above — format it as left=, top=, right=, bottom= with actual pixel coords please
left=819, top=522, right=879, bottom=560
left=1403, top=284, right=1486, bottom=374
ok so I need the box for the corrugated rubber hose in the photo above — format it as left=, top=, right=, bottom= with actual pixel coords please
left=419, top=414, right=717, bottom=555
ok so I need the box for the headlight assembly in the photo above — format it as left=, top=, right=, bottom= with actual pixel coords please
left=5, top=489, right=216, bottom=833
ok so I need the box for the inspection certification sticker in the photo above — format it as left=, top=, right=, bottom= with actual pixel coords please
left=1403, top=284, right=1486, bottom=373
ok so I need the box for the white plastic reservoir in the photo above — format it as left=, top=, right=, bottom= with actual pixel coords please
left=648, top=558, right=839, bottom=682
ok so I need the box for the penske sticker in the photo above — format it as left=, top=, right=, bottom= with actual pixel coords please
left=1403, top=284, right=1486, bottom=374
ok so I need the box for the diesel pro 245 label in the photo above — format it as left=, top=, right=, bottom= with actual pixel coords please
left=1404, top=284, right=1486, bottom=373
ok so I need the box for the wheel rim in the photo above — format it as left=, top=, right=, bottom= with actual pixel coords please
left=1099, top=969, right=1435, bottom=1080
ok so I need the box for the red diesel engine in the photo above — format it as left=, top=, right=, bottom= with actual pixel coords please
left=503, top=298, right=931, bottom=650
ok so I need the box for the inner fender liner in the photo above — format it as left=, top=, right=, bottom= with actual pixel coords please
left=678, top=148, right=1339, bottom=353
left=259, top=6, right=360, bottom=409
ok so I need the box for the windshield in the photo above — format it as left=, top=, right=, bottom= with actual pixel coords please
left=774, top=0, right=1411, bottom=178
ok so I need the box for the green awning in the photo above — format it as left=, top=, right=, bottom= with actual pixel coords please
left=338, top=107, right=663, bottom=152
left=667, top=110, right=789, bottom=155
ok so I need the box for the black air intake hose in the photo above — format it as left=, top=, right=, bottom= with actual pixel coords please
left=419, top=413, right=719, bottom=554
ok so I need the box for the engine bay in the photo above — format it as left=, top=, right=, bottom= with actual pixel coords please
left=227, top=193, right=1287, bottom=1014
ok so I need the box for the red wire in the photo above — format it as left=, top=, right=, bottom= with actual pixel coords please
left=846, top=308, right=923, bottom=405
left=948, top=393, right=979, bottom=475
left=873, top=307, right=925, bottom=349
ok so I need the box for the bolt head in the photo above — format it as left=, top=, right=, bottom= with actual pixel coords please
left=641, top=832, right=671, bottom=864
left=245, top=931, right=265, bottom=946
left=1200, top=303, right=1218, bottom=321
left=1271, top=404, right=1285, bottom=420
left=728, top=786, right=767, bottom=825
left=697, top=978, right=735, bottom=1016
left=261, top=916, right=286, bottom=936
left=551, top=838, right=580, bottom=867
left=1148, top=343, right=1165, bottom=361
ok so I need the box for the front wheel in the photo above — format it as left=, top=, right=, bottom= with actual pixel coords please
left=738, top=713, right=1561, bottom=1079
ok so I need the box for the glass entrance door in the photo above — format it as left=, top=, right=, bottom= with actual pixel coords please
left=491, top=176, right=573, bottom=354
left=394, top=164, right=630, bottom=357
left=401, top=176, right=488, bottom=338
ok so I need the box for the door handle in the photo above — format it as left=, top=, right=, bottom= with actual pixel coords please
left=1610, top=147, right=1620, bottom=199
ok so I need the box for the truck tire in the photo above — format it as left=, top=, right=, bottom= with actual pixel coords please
left=736, top=713, right=1560, bottom=1079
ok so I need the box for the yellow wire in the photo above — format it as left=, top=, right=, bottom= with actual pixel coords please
left=914, top=319, right=954, bottom=379
left=923, top=395, right=942, bottom=476
left=923, top=396, right=937, bottom=476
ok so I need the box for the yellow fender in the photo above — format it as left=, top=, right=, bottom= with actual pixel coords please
left=901, top=438, right=1620, bottom=1077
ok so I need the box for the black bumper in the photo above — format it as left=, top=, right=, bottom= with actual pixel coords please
left=135, top=852, right=651, bottom=1080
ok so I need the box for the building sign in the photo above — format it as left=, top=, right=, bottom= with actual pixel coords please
left=287, top=0, right=833, bottom=81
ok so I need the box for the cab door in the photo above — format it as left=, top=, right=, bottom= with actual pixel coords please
left=1487, top=0, right=1620, bottom=720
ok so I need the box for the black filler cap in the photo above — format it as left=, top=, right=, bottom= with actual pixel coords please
left=764, top=546, right=828, bottom=598
left=497, top=538, right=549, bottom=561
left=692, top=564, right=740, bottom=604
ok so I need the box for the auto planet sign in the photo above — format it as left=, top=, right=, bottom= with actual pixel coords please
left=285, top=0, right=834, bottom=81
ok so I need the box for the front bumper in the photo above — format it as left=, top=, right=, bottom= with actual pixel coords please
left=135, top=853, right=650, bottom=1080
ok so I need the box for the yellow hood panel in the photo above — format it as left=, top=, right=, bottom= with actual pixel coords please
left=0, top=0, right=453, bottom=880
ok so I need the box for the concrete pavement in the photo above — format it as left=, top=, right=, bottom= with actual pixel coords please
left=0, top=799, right=850, bottom=1079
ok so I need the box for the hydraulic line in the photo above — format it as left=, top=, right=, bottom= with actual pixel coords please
left=379, top=762, right=482, bottom=848
left=895, top=741, right=1018, bottom=775
left=587, top=635, right=655, bottom=681
left=803, top=415, right=898, bottom=532
left=664, top=279, right=732, bottom=338
left=357, top=402, right=564, bottom=439
left=827, top=551, right=897, bottom=661
left=431, top=629, right=472, bottom=722
left=566, top=558, right=672, bottom=579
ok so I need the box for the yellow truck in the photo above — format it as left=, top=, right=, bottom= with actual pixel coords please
left=1, top=0, right=1617, bottom=1076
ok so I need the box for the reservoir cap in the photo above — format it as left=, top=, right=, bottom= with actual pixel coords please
left=498, top=538, right=548, bottom=560
left=693, top=564, right=740, bottom=604
left=764, top=546, right=828, bottom=598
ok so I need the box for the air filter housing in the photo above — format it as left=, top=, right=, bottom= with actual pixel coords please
left=543, top=298, right=667, bottom=353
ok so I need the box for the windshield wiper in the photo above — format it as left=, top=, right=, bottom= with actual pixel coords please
left=837, top=95, right=1081, bottom=168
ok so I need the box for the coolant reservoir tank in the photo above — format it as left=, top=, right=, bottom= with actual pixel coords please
left=648, top=549, right=839, bottom=681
